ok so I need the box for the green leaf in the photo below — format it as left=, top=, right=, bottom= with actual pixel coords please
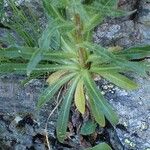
left=86, top=142, right=112, bottom=150
left=84, top=43, right=115, bottom=63
left=84, top=14, right=102, bottom=32
left=42, top=0, right=65, bottom=20
left=0, top=63, right=28, bottom=74
left=83, top=70, right=118, bottom=126
left=46, top=70, right=68, bottom=85
left=90, top=65, right=123, bottom=72
left=0, top=63, right=78, bottom=74
left=116, top=45, right=150, bottom=59
left=56, top=76, right=79, bottom=143
left=38, top=19, right=73, bottom=50
left=115, top=58, right=146, bottom=76
left=0, top=46, right=76, bottom=62
left=38, top=19, right=60, bottom=50
left=88, top=96, right=106, bottom=127
left=27, top=49, right=43, bottom=76
left=126, top=45, right=150, bottom=52
left=74, top=79, right=85, bottom=114
left=97, top=72, right=138, bottom=90
left=80, top=120, right=97, bottom=135
left=21, top=73, right=44, bottom=86
left=37, top=73, right=76, bottom=109
left=70, top=0, right=90, bottom=23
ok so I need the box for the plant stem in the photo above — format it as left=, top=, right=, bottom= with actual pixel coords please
left=74, top=14, right=87, bottom=68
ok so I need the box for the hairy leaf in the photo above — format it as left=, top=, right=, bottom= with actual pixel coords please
left=37, top=73, right=76, bottom=109
left=46, top=70, right=68, bottom=85
left=56, top=76, right=79, bottom=143
left=27, top=49, right=43, bottom=76
left=0, top=46, right=76, bottom=62
left=98, top=72, right=138, bottom=90
left=83, top=70, right=118, bottom=126
left=115, top=45, right=150, bottom=59
left=75, top=79, right=85, bottom=114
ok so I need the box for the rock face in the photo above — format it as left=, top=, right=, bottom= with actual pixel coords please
left=99, top=75, right=150, bottom=150
left=0, top=0, right=150, bottom=150
left=94, top=0, right=150, bottom=47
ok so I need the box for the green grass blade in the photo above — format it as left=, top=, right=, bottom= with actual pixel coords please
left=83, top=70, right=118, bottom=126
left=56, top=76, right=79, bottom=143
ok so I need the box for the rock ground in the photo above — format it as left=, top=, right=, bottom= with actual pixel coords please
left=0, top=0, right=150, bottom=150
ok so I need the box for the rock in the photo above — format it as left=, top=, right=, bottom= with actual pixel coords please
left=94, top=0, right=150, bottom=47
left=104, top=75, right=150, bottom=150
left=0, top=75, right=58, bottom=149
left=137, top=0, right=150, bottom=45
left=118, top=0, right=138, bottom=11
left=93, top=20, right=141, bottom=48
left=0, top=0, right=150, bottom=149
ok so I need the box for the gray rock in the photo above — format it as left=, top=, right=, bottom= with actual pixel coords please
left=0, top=75, right=57, bottom=149
left=0, top=0, right=150, bottom=149
left=93, top=20, right=141, bottom=47
left=102, top=75, right=150, bottom=150
left=137, top=0, right=150, bottom=45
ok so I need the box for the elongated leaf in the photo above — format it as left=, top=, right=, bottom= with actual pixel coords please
left=116, top=51, right=150, bottom=60
left=56, top=76, right=79, bottom=143
left=0, top=46, right=76, bottom=61
left=38, top=19, right=73, bottom=50
left=83, top=70, right=118, bottom=126
left=88, top=94, right=105, bottom=127
left=126, top=45, right=150, bottom=52
left=70, top=0, right=90, bottom=23
left=90, top=65, right=123, bottom=72
left=86, top=142, right=112, bottom=150
left=46, top=70, right=68, bottom=85
left=21, top=73, right=44, bottom=86
left=38, top=19, right=60, bottom=50
left=115, top=45, right=150, bottom=59
left=42, top=0, right=64, bottom=20
left=27, top=49, right=43, bottom=76
left=83, top=43, right=115, bottom=63
left=0, top=63, right=74, bottom=74
left=84, top=14, right=102, bottom=32
left=98, top=72, right=138, bottom=90
left=0, top=63, right=28, bottom=74
left=74, top=79, right=85, bottom=114
left=37, top=73, right=75, bottom=109
left=115, top=58, right=146, bottom=76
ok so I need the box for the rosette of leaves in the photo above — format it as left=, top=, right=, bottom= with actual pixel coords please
left=0, top=0, right=150, bottom=149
